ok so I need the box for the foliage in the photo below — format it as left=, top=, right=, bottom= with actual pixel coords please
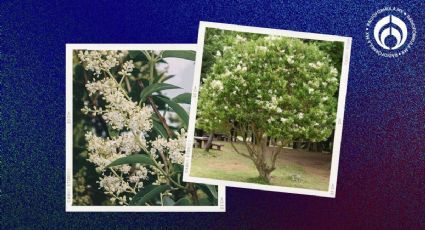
left=198, top=33, right=339, bottom=141
left=72, top=50, right=218, bottom=206
left=201, top=29, right=264, bottom=81
left=196, top=29, right=342, bottom=182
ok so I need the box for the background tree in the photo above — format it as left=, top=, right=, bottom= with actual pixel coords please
left=197, top=31, right=341, bottom=183
left=200, top=29, right=263, bottom=150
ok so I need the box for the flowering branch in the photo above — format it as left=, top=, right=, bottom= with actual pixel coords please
left=77, top=50, right=189, bottom=205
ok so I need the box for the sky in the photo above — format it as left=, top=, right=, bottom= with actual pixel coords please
left=160, top=57, right=195, bottom=99
left=158, top=57, right=195, bottom=123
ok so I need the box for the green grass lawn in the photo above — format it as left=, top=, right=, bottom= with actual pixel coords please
left=190, top=141, right=330, bottom=191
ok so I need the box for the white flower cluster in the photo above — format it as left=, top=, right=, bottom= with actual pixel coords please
left=210, top=80, right=224, bottom=91
left=118, top=60, right=134, bottom=76
left=286, top=55, right=295, bottom=64
left=78, top=50, right=124, bottom=75
left=256, top=46, right=268, bottom=53
left=308, top=61, right=324, bottom=69
left=264, top=95, right=280, bottom=112
left=330, top=67, right=338, bottom=76
left=235, top=35, right=247, bottom=43
left=151, top=129, right=187, bottom=164
left=264, top=36, right=280, bottom=41
left=98, top=175, right=130, bottom=196
left=85, top=131, right=141, bottom=171
left=79, top=50, right=190, bottom=205
left=84, top=77, right=153, bottom=133
left=235, top=64, right=247, bottom=72
left=85, top=130, right=150, bottom=204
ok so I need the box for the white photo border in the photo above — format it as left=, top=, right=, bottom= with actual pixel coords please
left=183, top=21, right=352, bottom=198
left=66, top=44, right=226, bottom=212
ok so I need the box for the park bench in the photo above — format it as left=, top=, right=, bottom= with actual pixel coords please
left=194, top=136, right=209, bottom=148
left=211, top=143, right=224, bottom=150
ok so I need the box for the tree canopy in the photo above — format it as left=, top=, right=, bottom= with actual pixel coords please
left=197, top=32, right=340, bottom=143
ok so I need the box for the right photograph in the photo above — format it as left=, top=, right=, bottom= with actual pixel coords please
left=184, top=22, right=352, bottom=197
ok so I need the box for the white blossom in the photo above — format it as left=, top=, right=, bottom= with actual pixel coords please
left=235, top=35, right=247, bottom=42
left=330, top=67, right=338, bottom=76
left=78, top=50, right=123, bottom=75
left=210, top=80, right=224, bottom=91
left=308, top=61, right=324, bottom=69
left=98, top=175, right=131, bottom=195
left=128, top=106, right=153, bottom=133
left=80, top=50, right=189, bottom=206
left=286, top=55, right=295, bottom=64
left=297, top=113, right=304, bottom=119
left=102, top=111, right=126, bottom=130
left=151, top=129, right=186, bottom=164
left=118, top=60, right=134, bottom=76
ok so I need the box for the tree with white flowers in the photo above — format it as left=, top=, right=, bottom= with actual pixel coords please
left=197, top=33, right=340, bottom=183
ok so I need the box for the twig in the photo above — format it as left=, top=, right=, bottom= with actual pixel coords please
left=230, top=141, right=252, bottom=160
left=137, top=80, right=175, bottom=138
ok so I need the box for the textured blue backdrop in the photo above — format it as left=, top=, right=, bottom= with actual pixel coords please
left=1, top=0, right=424, bottom=229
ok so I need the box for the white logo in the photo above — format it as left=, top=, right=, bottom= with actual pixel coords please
left=366, top=7, right=416, bottom=57
left=374, top=15, right=407, bottom=50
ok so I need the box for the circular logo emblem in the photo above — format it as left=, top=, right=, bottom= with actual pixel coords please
left=366, top=7, right=416, bottom=57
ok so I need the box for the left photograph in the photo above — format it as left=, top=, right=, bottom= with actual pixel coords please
left=66, top=44, right=225, bottom=212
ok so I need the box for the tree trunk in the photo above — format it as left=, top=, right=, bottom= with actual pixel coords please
left=256, top=163, right=272, bottom=183
left=230, top=132, right=281, bottom=184
left=255, top=138, right=274, bottom=184
left=293, top=140, right=300, bottom=149
left=205, top=133, right=214, bottom=152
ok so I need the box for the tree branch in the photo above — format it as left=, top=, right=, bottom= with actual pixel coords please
left=137, top=80, right=175, bottom=138
left=270, top=147, right=282, bottom=170
left=229, top=140, right=252, bottom=160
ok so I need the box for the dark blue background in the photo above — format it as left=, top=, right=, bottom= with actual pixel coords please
left=1, top=0, right=424, bottom=229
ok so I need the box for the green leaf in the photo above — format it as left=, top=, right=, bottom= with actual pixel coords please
left=128, top=51, right=149, bottom=62
left=172, top=163, right=184, bottom=174
left=152, top=119, right=168, bottom=139
left=107, top=125, right=119, bottom=138
left=162, top=50, right=196, bottom=61
left=174, top=197, right=192, bottom=206
left=128, top=51, right=141, bottom=59
left=158, top=75, right=175, bottom=83
left=157, top=96, right=189, bottom=129
left=130, top=185, right=171, bottom=205
left=198, top=198, right=213, bottom=206
left=162, top=196, right=176, bottom=206
left=73, top=64, right=85, bottom=82
left=172, top=93, right=192, bottom=104
left=151, top=95, right=167, bottom=111
left=170, top=163, right=184, bottom=184
left=139, top=83, right=180, bottom=103
left=197, top=184, right=218, bottom=200
left=107, top=154, right=155, bottom=168
left=129, top=185, right=157, bottom=205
